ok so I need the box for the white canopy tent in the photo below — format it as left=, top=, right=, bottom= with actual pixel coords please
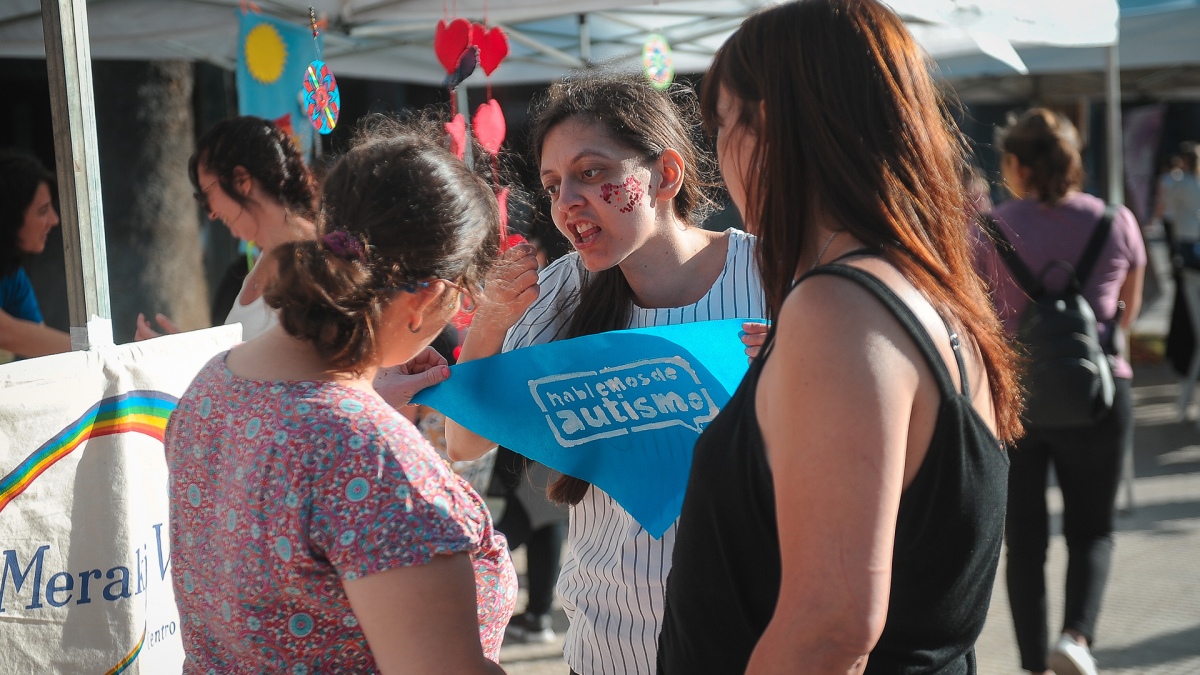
left=3, top=0, right=1118, bottom=85
left=11, top=0, right=1119, bottom=341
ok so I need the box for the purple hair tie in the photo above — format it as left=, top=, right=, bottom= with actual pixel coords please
left=322, top=230, right=366, bottom=261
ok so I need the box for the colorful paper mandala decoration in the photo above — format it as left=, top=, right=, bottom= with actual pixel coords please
left=303, top=59, right=340, bottom=134
left=643, top=33, right=674, bottom=91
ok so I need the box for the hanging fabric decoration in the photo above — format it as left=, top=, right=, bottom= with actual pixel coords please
left=473, top=99, right=506, bottom=155
left=435, top=18, right=472, bottom=74
left=643, top=33, right=675, bottom=90
left=473, top=23, right=510, bottom=77
left=435, top=0, right=515, bottom=337
left=445, top=113, right=467, bottom=160
left=303, top=7, right=340, bottom=134
left=236, top=8, right=317, bottom=158
left=303, top=60, right=340, bottom=134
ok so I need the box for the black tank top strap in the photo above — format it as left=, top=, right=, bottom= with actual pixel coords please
left=938, top=314, right=970, bottom=398
left=796, top=264, right=964, bottom=399
left=760, top=247, right=882, bottom=361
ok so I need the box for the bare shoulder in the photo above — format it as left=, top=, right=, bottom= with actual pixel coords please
left=777, top=259, right=914, bottom=340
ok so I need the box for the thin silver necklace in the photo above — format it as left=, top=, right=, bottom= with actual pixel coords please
left=809, top=230, right=842, bottom=271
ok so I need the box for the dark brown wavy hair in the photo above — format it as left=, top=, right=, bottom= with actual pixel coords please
left=997, top=108, right=1084, bottom=205
left=0, top=150, right=55, bottom=277
left=703, top=0, right=1022, bottom=442
left=527, top=72, right=719, bottom=504
left=188, top=116, right=317, bottom=220
left=264, top=120, right=500, bottom=372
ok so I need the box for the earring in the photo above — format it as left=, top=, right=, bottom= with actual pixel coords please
left=408, top=317, right=422, bottom=334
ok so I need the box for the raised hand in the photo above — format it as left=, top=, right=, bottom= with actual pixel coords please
left=741, top=321, right=769, bottom=361
left=374, top=345, right=451, bottom=410
left=134, top=312, right=182, bottom=341
left=473, top=243, right=542, bottom=335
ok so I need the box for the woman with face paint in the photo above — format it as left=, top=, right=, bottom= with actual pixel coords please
left=0, top=150, right=71, bottom=359
left=656, top=1, right=1023, bottom=673
left=134, top=116, right=318, bottom=341
left=446, top=72, right=766, bottom=675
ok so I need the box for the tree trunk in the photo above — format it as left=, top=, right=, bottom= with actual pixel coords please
left=93, top=60, right=209, bottom=340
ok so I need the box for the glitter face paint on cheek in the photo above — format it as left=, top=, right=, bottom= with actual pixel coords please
left=599, top=176, right=645, bottom=214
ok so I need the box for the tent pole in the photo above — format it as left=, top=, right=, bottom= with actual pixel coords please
left=40, top=0, right=112, bottom=350
left=579, top=14, right=591, bottom=66
left=458, top=86, right=473, bottom=169
left=1106, top=42, right=1124, bottom=206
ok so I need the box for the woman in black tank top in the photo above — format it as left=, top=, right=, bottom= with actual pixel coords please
left=657, top=1, right=1025, bottom=673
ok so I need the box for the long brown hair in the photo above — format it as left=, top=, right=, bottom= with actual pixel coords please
left=702, top=0, right=1022, bottom=442
left=527, top=72, right=718, bottom=503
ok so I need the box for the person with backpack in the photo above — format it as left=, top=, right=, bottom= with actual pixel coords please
left=979, top=108, right=1146, bottom=675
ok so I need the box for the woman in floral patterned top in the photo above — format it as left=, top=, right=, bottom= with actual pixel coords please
left=165, top=124, right=516, bottom=674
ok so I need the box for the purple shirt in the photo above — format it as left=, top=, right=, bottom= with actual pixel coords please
left=977, top=192, right=1146, bottom=379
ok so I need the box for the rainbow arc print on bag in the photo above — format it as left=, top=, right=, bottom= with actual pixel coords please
left=0, top=326, right=241, bottom=674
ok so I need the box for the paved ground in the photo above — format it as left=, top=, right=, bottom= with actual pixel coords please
left=500, top=240, right=1200, bottom=674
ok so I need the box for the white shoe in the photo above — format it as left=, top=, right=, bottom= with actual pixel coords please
left=1048, top=634, right=1098, bottom=675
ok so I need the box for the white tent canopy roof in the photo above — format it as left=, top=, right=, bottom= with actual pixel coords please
left=0, top=0, right=1117, bottom=86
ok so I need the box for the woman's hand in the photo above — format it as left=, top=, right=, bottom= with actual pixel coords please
left=134, top=313, right=181, bottom=341
left=374, top=346, right=451, bottom=410
left=472, top=243, right=541, bottom=337
left=741, top=321, right=769, bottom=361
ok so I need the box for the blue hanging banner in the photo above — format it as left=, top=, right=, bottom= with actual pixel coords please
left=236, top=11, right=319, bottom=158
left=413, top=319, right=753, bottom=538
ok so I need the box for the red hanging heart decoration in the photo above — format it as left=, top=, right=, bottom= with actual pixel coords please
left=474, top=24, right=510, bottom=76
left=445, top=113, right=466, bottom=159
left=469, top=22, right=486, bottom=51
left=434, top=18, right=471, bottom=74
left=473, top=99, right=506, bottom=155
left=497, top=187, right=511, bottom=241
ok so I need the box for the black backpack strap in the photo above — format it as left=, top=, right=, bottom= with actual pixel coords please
left=1074, top=205, right=1117, bottom=288
left=981, top=215, right=1043, bottom=297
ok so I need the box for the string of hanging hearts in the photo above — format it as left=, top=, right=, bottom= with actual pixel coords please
left=435, top=1, right=513, bottom=240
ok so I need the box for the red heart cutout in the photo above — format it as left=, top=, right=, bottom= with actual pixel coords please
left=469, top=22, right=486, bottom=51
left=434, top=18, right=471, bottom=74
left=445, top=113, right=466, bottom=159
left=473, top=99, right=506, bottom=155
left=474, top=24, right=509, bottom=76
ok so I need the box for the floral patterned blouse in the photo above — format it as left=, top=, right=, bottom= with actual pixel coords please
left=165, top=355, right=517, bottom=674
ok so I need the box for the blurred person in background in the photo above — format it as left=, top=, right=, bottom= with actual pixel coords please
left=982, top=108, right=1145, bottom=675
left=0, top=149, right=71, bottom=359
left=135, top=116, right=318, bottom=341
